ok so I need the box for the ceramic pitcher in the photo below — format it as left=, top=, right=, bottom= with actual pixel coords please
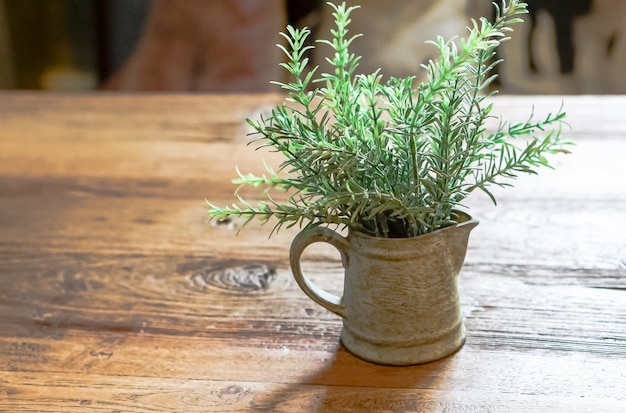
left=289, top=212, right=478, bottom=365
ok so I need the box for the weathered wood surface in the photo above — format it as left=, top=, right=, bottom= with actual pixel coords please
left=0, top=92, right=625, bottom=412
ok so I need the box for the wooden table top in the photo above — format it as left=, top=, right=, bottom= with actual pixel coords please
left=1, top=92, right=625, bottom=412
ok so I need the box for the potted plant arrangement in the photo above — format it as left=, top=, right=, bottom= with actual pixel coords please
left=208, top=0, right=569, bottom=365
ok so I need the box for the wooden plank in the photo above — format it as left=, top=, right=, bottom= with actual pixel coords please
left=1, top=170, right=623, bottom=270
left=2, top=371, right=624, bottom=412
left=1, top=253, right=624, bottom=367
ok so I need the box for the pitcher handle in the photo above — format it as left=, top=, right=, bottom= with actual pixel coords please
left=289, top=226, right=349, bottom=318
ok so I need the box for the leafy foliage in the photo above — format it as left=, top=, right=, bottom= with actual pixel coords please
left=208, top=0, right=570, bottom=238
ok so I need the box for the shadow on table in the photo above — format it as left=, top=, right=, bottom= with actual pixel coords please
left=253, top=342, right=459, bottom=412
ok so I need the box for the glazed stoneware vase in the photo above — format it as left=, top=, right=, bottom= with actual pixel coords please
left=289, top=212, right=478, bottom=366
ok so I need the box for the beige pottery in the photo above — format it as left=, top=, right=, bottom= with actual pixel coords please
left=289, top=212, right=478, bottom=365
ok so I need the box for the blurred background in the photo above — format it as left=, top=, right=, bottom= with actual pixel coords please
left=1, top=0, right=625, bottom=94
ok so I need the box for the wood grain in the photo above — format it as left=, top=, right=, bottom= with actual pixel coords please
left=1, top=92, right=625, bottom=412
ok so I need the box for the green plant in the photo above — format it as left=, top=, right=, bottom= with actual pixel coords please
left=208, top=0, right=570, bottom=238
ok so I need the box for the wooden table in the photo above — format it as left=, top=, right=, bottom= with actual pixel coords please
left=1, top=93, right=625, bottom=412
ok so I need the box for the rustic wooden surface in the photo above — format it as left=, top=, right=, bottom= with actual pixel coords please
left=0, top=93, right=625, bottom=412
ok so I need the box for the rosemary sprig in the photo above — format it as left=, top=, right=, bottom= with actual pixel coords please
left=208, top=0, right=571, bottom=238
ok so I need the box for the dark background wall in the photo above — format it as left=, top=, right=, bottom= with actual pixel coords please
left=0, top=0, right=151, bottom=89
